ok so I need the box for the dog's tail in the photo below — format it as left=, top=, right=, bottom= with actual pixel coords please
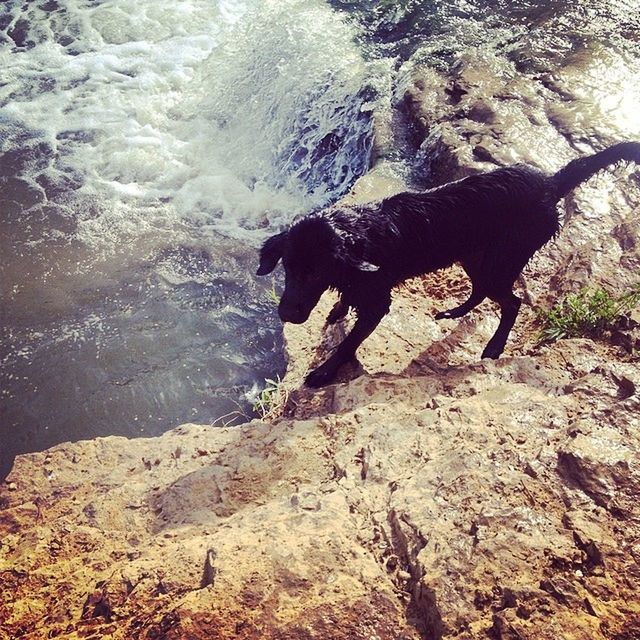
left=553, top=141, right=640, bottom=200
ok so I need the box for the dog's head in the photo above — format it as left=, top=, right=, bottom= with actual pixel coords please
left=257, top=215, right=378, bottom=324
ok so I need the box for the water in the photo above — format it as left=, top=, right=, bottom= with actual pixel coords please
left=331, top=0, right=640, bottom=65
left=0, top=0, right=375, bottom=478
left=1, top=0, right=639, bottom=479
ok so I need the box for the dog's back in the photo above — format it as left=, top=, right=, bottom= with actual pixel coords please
left=329, top=165, right=558, bottom=282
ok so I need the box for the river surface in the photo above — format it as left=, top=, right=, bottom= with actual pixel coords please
left=1, top=0, right=638, bottom=478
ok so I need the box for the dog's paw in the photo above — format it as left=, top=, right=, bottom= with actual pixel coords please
left=481, top=345, right=503, bottom=359
left=435, top=310, right=452, bottom=320
left=305, top=364, right=337, bottom=388
left=326, top=301, right=348, bottom=325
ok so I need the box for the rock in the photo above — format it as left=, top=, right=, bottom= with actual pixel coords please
left=558, top=424, right=640, bottom=517
left=2, top=331, right=639, bottom=639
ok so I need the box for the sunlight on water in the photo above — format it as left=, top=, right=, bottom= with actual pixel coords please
left=587, top=51, right=640, bottom=138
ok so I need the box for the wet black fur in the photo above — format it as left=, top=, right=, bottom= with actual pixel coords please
left=258, top=142, right=640, bottom=388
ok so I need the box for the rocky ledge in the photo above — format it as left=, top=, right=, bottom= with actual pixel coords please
left=2, top=49, right=640, bottom=640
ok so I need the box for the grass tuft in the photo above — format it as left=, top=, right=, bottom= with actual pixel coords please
left=537, top=284, right=640, bottom=343
left=252, top=375, right=287, bottom=420
left=266, top=281, right=280, bottom=305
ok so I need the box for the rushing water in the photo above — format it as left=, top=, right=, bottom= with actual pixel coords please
left=0, top=0, right=376, bottom=478
left=1, top=0, right=639, bottom=478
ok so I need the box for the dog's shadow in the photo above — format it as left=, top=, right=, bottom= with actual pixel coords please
left=281, top=305, right=501, bottom=420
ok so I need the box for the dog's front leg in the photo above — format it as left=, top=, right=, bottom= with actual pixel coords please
left=305, top=299, right=389, bottom=388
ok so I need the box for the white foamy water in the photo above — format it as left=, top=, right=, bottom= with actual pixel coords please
left=0, top=0, right=373, bottom=250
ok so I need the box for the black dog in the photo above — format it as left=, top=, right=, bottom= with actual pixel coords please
left=258, top=142, right=640, bottom=388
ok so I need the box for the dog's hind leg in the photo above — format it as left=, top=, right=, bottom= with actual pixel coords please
left=436, top=254, right=486, bottom=320
left=478, top=219, right=555, bottom=359
left=481, top=290, right=522, bottom=359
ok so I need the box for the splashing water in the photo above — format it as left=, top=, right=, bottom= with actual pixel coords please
left=1, top=0, right=374, bottom=246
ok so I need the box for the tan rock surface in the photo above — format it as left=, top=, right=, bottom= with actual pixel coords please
left=2, top=50, right=640, bottom=639
left=2, top=319, right=640, bottom=639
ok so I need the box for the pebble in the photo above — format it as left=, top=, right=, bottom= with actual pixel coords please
left=8, top=482, right=17, bottom=491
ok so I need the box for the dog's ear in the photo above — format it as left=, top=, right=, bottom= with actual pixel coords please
left=257, top=230, right=288, bottom=275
